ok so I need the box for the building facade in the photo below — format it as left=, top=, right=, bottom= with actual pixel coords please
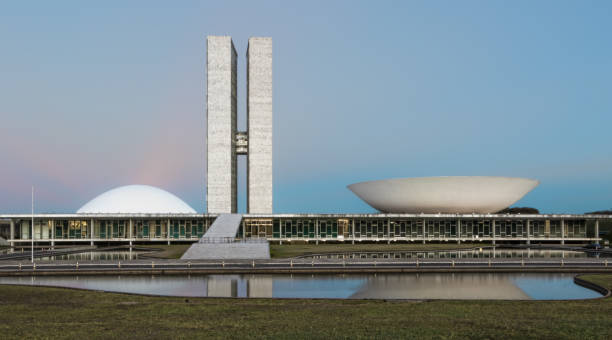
left=1, top=214, right=606, bottom=246
left=206, top=36, right=238, bottom=214
left=247, top=37, right=273, bottom=214
left=2, top=37, right=606, bottom=249
left=206, top=36, right=273, bottom=214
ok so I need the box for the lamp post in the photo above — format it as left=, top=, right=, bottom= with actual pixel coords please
left=31, top=186, right=34, bottom=263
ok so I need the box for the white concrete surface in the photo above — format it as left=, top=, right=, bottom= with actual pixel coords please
left=207, top=36, right=238, bottom=213
left=201, top=213, right=243, bottom=239
left=77, top=185, right=196, bottom=214
left=348, top=176, right=539, bottom=214
left=181, top=213, right=271, bottom=260
left=181, top=242, right=270, bottom=260
left=247, top=37, right=273, bottom=213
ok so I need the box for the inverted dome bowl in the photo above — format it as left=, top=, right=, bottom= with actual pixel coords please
left=347, top=176, right=539, bottom=214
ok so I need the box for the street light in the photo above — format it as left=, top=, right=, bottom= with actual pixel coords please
left=31, top=186, right=34, bottom=263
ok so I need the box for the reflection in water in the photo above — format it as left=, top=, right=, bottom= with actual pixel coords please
left=273, top=276, right=366, bottom=299
left=511, top=275, right=604, bottom=300
left=0, top=273, right=601, bottom=300
left=350, top=274, right=530, bottom=299
left=40, top=251, right=141, bottom=261
left=3, top=248, right=610, bottom=261
left=300, top=248, right=593, bottom=260
left=0, top=250, right=143, bottom=261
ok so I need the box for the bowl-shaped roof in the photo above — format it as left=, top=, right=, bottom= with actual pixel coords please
left=77, top=185, right=196, bottom=214
left=347, top=176, right=539, bottom=214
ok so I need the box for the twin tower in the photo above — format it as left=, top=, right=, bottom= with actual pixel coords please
left=206, top=36, right=272, bottom=214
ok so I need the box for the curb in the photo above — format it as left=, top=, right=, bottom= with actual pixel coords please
left=574, top=275, right=611, bottom=298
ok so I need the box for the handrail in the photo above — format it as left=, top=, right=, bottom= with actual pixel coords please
left=0, top=258, right=610, bottom=272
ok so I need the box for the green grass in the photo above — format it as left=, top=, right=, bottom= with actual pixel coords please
left=0, top=275, right=611, bottom=339
left=135, top=244, right=191, bottom=259
left=579, top=274, right=612, bottom=292
left=270, top=242, right=484, bottom=258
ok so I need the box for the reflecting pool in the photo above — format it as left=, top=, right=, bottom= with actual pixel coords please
left=0, top=273, right=601, bottom=300
left=39, top=251, right=142, bottom=261
left=298, top=248, right=591, bottom=260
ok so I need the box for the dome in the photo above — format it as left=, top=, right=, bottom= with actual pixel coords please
left=347, top=176, right=539, bottom=214
left=77, top=185, right=196, bottom=214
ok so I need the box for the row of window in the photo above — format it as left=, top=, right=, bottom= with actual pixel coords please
left=14, top=219, right=213, bottom=240
left=11, top=218, right=590, bottom=240
left=241, top=219, right=590, bottom=239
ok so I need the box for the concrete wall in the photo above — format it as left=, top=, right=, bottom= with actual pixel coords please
left=247, top=37, right=273, bottom=213
left=206, top=36, right=237, bottom=213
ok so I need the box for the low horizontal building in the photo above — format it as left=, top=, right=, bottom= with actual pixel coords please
left=0, top=185, right=606, bottom=247
left=0, top=213, right=607, bottom=246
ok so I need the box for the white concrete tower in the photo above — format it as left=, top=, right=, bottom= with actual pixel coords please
left=206, top=36, right=238, bottom=213
left=247, top=37, right=273, bottom=213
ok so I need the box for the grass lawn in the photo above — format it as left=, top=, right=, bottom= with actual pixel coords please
left=270, top=242, right=483, bottom=258
left=0, top=275, right=610, bottom=339
left=134, top=244, right=192, bottom=259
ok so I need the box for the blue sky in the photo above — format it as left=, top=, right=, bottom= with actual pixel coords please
left=1, top=1, right=611, bottom=214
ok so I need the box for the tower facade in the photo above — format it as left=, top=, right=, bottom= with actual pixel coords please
left=206, top=36, right=238, bottom=213
left=206, top=36, right=272, bottom=214
left=247, top=37, right=273, bottom=214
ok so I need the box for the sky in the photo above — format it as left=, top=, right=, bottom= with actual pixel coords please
left=0, top=0, right=611, bottom=214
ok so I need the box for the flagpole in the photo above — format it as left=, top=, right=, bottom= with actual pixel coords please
left=31, top=186, right=34, bottom=263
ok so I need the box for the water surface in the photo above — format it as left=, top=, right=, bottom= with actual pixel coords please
left=0, top=273, right=600, bottom=300
left=39, top=251, right=141, bottom=261
left=300, top=248, right=591, bottom=260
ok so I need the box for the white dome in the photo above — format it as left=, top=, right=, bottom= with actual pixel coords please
left=77, top=185, right=196, bottom=214
left=348, top=176, right=539, bottom=214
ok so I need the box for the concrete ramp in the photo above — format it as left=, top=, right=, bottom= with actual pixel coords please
left=181, top=241, right=270, bottom=260
left=201, top=214, right=243, bottom=240
left=181, top=214, right=270, bottom=260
